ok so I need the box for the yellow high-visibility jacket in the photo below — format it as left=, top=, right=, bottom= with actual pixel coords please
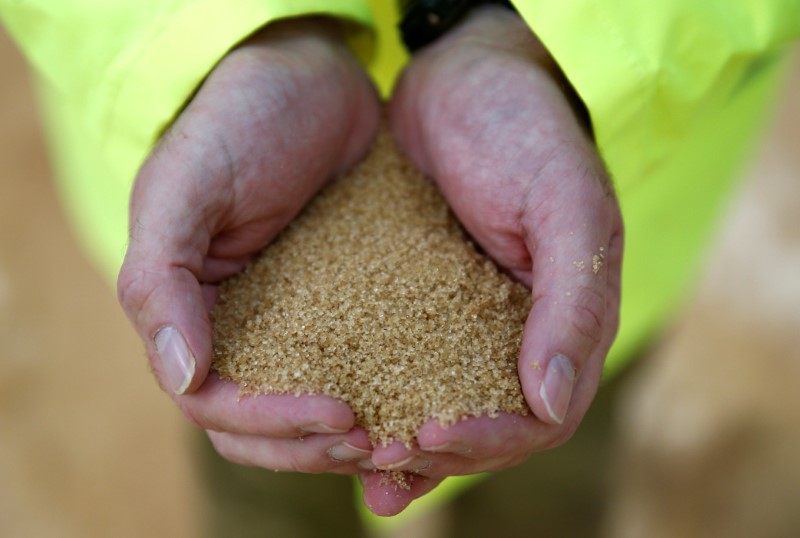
left=2, top=0, right=798, bottom=531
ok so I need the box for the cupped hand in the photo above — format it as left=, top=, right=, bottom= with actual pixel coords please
left=117, top=17, right=381, bottom=474
left=364, top=6, right=623, bottom=515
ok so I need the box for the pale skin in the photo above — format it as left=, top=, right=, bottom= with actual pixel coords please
left=117, top=7, right=623, bottom=517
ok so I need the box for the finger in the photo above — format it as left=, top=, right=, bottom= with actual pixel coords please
left=370, top=441, right=432, bottom=473
left=517, top=155, right=623, bottom=426
left=176, top=372, right=357, bottom=437
left=200, top=256, right=252, bottom=283
left=207, top=427, right=373, bottom=475
left=414, top=453, right=527, bottom=478
left=117, top=141, right=225, bottom=396
left=359, top=471, right=444, bottom=517
left=369, top=436, right=525, bottom=477
left=416, top=413, right=555, bottom=459
left=552, top=228, right=622, bottom=430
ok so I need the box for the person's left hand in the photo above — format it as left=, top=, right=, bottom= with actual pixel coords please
left=116, top=17, right=382, bottom=477
left=359, top=6, right=624, bottom=515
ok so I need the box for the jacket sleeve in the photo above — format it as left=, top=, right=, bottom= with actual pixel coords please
left=511, top=0, right=800, bottom=187
left=509, top=0, right=800, bottom=374
left=0, top=0, right=374, bottom=279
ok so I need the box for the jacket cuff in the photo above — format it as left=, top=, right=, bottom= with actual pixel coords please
left=103, top=0, right=373, bottom=183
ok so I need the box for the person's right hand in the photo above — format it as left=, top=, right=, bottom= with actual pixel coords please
left=117, top=17, right=381, bottom=474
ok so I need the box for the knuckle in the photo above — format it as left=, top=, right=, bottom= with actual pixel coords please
left=116, top=265, right=157, bottom=322
left=563, top=287, right=605, bottom=348
left=116, top=265, right=143, bottom=313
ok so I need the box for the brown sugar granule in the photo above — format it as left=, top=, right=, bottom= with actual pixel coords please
left=211, top=126, right=531, bottom=447
left=379, top=471, right=413, bottom=491
left=592, top=253, right=604, bottom=274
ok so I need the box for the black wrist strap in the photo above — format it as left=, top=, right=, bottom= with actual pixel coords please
left=399, top=0, right=515, bottom=53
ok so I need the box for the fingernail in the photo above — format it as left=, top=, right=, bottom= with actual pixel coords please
left=300, top=423, right=350, bottom=434
left=379, top=456, right=414, bottom=470
left=425, top=442, right=471, bottom=455
left=408, top=459, right=432, bottom=472
left=154, top=326, right=196, bottom=395
left=328, top=442, right=372, bottom=462
left=379, top=456, right=432, bottom=471
left=538, top=354, right=576, bottom=424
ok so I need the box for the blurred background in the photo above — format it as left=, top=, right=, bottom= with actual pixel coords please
left=1, top=24, right=798, bottom=537
left=0, top=29, right=198, bottom=537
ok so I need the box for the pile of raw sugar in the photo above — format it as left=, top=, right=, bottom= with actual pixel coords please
left=212, top=127, right=531, bottom=446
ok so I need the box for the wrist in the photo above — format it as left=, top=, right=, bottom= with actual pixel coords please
left=228, top=15, right=372, bottom=100
left=417, top=5, right=593, bottom=137
left=231, top=16, right=379, bottom=171
left=236, top=16, right=356, bottom=70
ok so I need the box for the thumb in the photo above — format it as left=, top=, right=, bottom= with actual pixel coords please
left=117, top=149, right=221, bottom=396
left=517, top=162, right=623, bottom=426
